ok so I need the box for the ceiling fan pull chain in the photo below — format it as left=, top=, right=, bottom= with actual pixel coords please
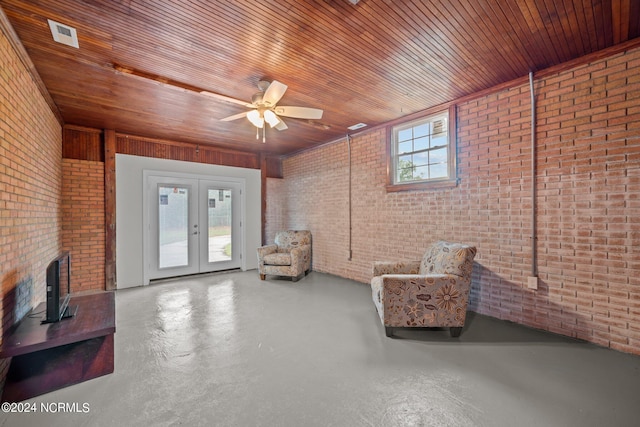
left=256, top=127, right=259, bottom=140
left=262, top=127, right=266, bottom=143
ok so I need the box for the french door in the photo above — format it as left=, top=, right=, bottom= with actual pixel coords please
left=145, top=174, right=243, bottom=282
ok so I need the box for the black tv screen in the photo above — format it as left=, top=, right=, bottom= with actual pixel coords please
left=44, top=251, right=72, bottom=323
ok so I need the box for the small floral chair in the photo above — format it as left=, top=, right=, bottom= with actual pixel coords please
left=257, top=230, right=312, bottom=282
left=371, top=241, right=477, bottom=337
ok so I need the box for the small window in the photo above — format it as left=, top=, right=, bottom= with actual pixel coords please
left=388, top=108, right=456, bottom=190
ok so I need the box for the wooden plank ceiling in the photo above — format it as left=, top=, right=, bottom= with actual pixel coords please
left=1, top=0, right=639, bottom=156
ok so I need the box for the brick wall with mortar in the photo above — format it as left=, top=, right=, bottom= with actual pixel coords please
left=0, top=28, right=63, bottom=378
left=270, top=45, right=640, bottom=355
left=62, top=159, right=105, bottom=293
left=265, top=178, right=287, bottom=246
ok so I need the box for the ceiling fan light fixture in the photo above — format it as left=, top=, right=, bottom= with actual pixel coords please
left=246, top=110, right=264, bottom=128
left=264, top=109, right=281, bottom=128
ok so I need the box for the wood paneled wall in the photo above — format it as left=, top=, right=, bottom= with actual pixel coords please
left=62, top=125, right=284, bottom=174
left=63, top=126, right=103, bottom=162
left=115, top=134, right=260, bottom=169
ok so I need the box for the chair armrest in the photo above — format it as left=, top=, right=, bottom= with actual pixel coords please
left=289, top=244, right=311, bottom=267
left=257, top=244, right=277, bottom=259
left=382, top=274, right=468, bottom=290
left=372, top=261, right=420, bottom=277
left=289, top=245, right=311, bottom=264
left=290, top=244, right=310, bottom=255
left=378, top=273, right=470, bottom=327
left=381, top=274, right=470, bottom=309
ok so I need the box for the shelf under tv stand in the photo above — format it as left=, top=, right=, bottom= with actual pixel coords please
left=0, top=292, right=115, bottom=402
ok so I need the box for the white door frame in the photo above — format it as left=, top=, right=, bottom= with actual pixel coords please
left=143, top=170, right=246, bottom=285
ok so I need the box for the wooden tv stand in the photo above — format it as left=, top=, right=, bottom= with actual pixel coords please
left=0, top=292, right=115, bottom=402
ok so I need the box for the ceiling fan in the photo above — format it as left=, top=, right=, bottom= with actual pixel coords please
left=110, top=65, right=323, bottom=143
left=216, top=80, right=324, bottom=143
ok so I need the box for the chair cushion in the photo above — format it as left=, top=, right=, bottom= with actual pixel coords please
left=274, top=230, right=312, bottom=251
left=419, top=241, right=476, bottom=277
left=262, top=252, right=292, bottom=266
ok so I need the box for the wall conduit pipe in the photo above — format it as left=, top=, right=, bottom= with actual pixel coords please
left=529, top=71, right=537, bottom=277
left=347, top=134, right=353, bottom=260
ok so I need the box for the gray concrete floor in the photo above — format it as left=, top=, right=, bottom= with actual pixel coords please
left=2, top=270, right=639, bottom=426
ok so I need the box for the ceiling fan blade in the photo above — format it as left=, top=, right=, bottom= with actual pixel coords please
left=220, top=111, right=249, bottom=122
left=201, top=91, right=253, bottom=108
left=274, top=106, right=323, bottom=120
left=274, top=118, right=288, bottom=131
left=262, top=80, right=288, bottom=107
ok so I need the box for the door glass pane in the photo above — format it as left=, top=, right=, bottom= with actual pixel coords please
left=208, top=189, right=232, bottom=263
left=158, top=185, right=190, bottom=269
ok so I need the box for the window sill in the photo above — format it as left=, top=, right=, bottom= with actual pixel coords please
left=386, top=178, right=458, bottom=193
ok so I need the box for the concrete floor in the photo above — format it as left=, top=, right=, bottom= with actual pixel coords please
left=2, top=270, right=639, bottom=426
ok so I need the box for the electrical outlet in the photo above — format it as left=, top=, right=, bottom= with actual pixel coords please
left=527, top=276, right=538, bottom=290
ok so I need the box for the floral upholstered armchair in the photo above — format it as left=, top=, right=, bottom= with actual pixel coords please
left=257, top=230, right=312, bottom=282
left=371, top=241, right=477, bottom=338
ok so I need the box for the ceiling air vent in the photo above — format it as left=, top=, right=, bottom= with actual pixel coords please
left=47, top=19, right=79, bottom=48
left=348, top=123, right=367, bottom=130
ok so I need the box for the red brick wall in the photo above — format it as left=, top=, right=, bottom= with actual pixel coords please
left=0, top=25, right=62, bottom=377
left=265, top=178, right=287, bottom=245
left=529, top=49, right=640, bottom=353
left=271, top=45, right=640, bottom=355
left=275, top=140, right=352, bottom=275
left=62, top=159, right=105, bottom=292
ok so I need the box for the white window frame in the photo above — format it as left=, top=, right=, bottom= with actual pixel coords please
left=387, top=106, right=457, bottom=191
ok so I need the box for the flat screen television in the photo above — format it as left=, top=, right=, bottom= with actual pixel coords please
left=43, top=251, right=77, bottom=323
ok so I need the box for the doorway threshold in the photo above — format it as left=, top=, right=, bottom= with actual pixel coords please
left=149, top=268, right=242, bottom=285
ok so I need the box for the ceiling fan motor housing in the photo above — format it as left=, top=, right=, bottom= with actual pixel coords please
left=251, top=92, right=264, bottom=105
left=257, top=80, right=271, bottom=92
